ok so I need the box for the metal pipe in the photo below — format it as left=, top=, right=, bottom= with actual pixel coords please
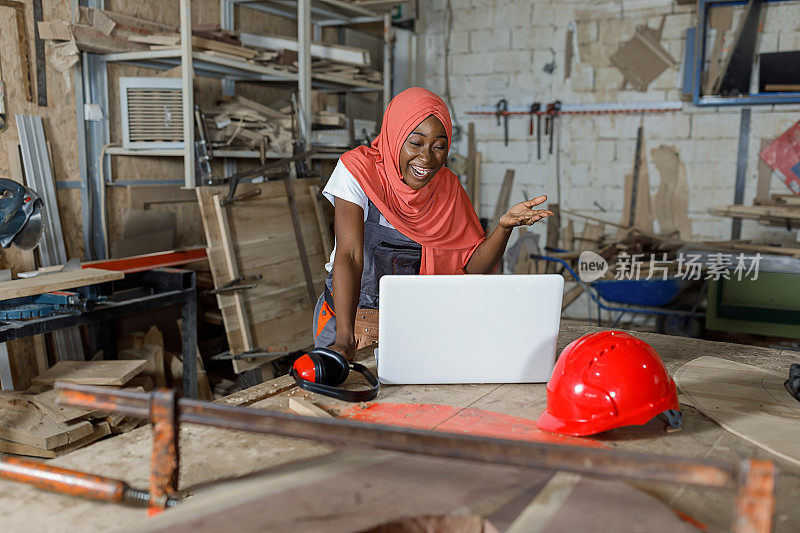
left=0, top=456, right=178, bottom=507
left=179, top=0, right=194, bottom=189
left=56, top=383, right=738, bottom=489
left=297, top=0, right=311, bottom=139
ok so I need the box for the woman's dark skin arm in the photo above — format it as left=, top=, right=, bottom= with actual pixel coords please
left=465, top=195, right=553, bottom=274
left=328, top=198, right=365, bottom=361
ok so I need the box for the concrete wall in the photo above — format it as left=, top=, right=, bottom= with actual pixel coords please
left=416, top=0, right=800, bottom=251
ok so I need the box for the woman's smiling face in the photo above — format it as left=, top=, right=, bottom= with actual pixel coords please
left=398, top=115, right=449, bottom=190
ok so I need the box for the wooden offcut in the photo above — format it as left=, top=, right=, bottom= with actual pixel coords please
left=289, top=397, right=334, bottom=419
left=651, top=145, right=691, bottom=239
left=32, top=360, right=146, bottom=386
left=192, top=36, right=257, bottom=59
left=0, top=403, right=95, bottom=449
left=0, top=268, right=124, bottom=302
left=610, top=23, right=676, bottom=92
left=30, top=388, right=98, bottom=424
left=196, top=179, right=327, bottom=373
left=0, top=421, right=110, bottom=458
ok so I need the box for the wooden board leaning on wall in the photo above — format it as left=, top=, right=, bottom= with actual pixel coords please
left=196, top=178, right=328, bottom=374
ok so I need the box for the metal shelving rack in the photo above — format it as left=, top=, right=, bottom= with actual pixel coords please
left=75, top=0, right=392, bottom=259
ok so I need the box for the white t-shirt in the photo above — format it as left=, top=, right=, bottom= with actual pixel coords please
left=322, top=159, right=396, bottom=272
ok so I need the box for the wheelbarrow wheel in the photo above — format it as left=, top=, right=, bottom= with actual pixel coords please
left=656, top=314, right=704, bottom=338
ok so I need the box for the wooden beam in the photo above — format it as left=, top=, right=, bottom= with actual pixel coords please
left=309, top=184, right=333, bottom=259
left=466, top=122, right=476, bottom=206
left=491, top=169, right=515, bottom=229
left=212, top=195, right=255, bottom=353
left=0, top=268, right=124, bottom=302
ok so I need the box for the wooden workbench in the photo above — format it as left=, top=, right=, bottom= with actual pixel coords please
left=0, top=320, right=797, bottom=532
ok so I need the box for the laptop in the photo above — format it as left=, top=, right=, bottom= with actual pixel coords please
left=377, top=274, right=564, bottom=384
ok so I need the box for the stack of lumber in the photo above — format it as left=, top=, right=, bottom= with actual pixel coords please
left=206, top=94, right=348, bottom=152
left=206, top=95, right=293, bottom=152
left=38, top=9, right=382, bottom=85
left=38, top=7, right=176, bottom=54
left=0, top=360, right=147, bottom=458
left=196, top=179, right=328, bottom=375
left=711, top=194, right=800, bottom=228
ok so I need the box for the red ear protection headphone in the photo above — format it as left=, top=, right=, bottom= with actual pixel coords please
left=290, top=347, right=379, bottom=402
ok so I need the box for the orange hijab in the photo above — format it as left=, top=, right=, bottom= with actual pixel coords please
left=340, top=87, right=485, bottom=275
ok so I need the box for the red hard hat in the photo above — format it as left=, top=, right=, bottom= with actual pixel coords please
left=537, top=331, right=680, bottom=436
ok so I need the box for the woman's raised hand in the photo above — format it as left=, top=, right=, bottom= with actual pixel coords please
left=498, top=195, right=554, bottom=229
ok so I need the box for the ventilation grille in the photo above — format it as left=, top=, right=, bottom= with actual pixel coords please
left=120, top=77, right=184, bottom=149
left=126, top=88, right=183, bottom=143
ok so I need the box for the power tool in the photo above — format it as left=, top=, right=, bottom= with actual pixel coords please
left=0, top=177, right=44, bottom=254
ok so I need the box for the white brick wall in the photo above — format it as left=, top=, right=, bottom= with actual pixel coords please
left=416, top=0, right=800, bottom=319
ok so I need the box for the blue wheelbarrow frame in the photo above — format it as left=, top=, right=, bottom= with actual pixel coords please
left=532, top=255, right=706, bottom=329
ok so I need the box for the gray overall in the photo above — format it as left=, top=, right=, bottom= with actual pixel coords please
left=312, top=199, right=422, bottom=347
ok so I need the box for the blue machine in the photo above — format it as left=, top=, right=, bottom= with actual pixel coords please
left=0, top=291, right=92, bottom=320
left=534, top=255, right=706, bottom=337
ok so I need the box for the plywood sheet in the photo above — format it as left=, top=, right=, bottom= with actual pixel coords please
left=0, top=268, right=124, bottom=301
left=675, top=356, right=800, bottom=467
left=32, top=360, right=146, bottom=386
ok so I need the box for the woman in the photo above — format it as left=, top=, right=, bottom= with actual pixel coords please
left=313, top=87, right=553, bottom=360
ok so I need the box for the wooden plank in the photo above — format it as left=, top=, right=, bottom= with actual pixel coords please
left=473, top=151, right=482, bottom=215
left=30, top=388, right=98, bottom=424
left=239, top=32, right=370, bottom=67
left=212, top=194, right=255, bottom=354
left=289, top=397, right=334, bottom=418
left=0, top=268, right=124, bottom=301
left=0, top=421, right=110, bottom=458
left=466, top=123, right=476, bottom=207
left=675, top=356, right=800, bottom=467
left=765, top=84, right=800, bottom=91
left=506, top=472, right=581, bottom=533
left=755, top=139, right=774, bottom=204
left=508, top=475, right=698, bottom=533
left=31, top=360, right=146, bottom=386
left=561, top=284, right=585, bottom=311
left=561, top=219, right=574, bottom=251
left=492, top=170, right=514, bottom=229
left=191, top=36, right=256, bottom=59
left=621, top=136, right=653, bottom=232
left=309, top=185, right=333, bottom=260
left=576, top=222, right=602, bottom=253
left=128, top=33, right=180, bottom=46
left=699, top=241, right=800, bottom=258
left=0, top=404, right=94, bottom=449
left=710, top=204, right=800, bottom=221
left=132, top=450, right=553, bottom=533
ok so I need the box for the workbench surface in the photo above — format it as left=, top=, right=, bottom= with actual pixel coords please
left=0, top=320, right=797, bottom=532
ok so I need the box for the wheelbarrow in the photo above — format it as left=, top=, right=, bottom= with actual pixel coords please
left=532, top=255, right=707, bottom=338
